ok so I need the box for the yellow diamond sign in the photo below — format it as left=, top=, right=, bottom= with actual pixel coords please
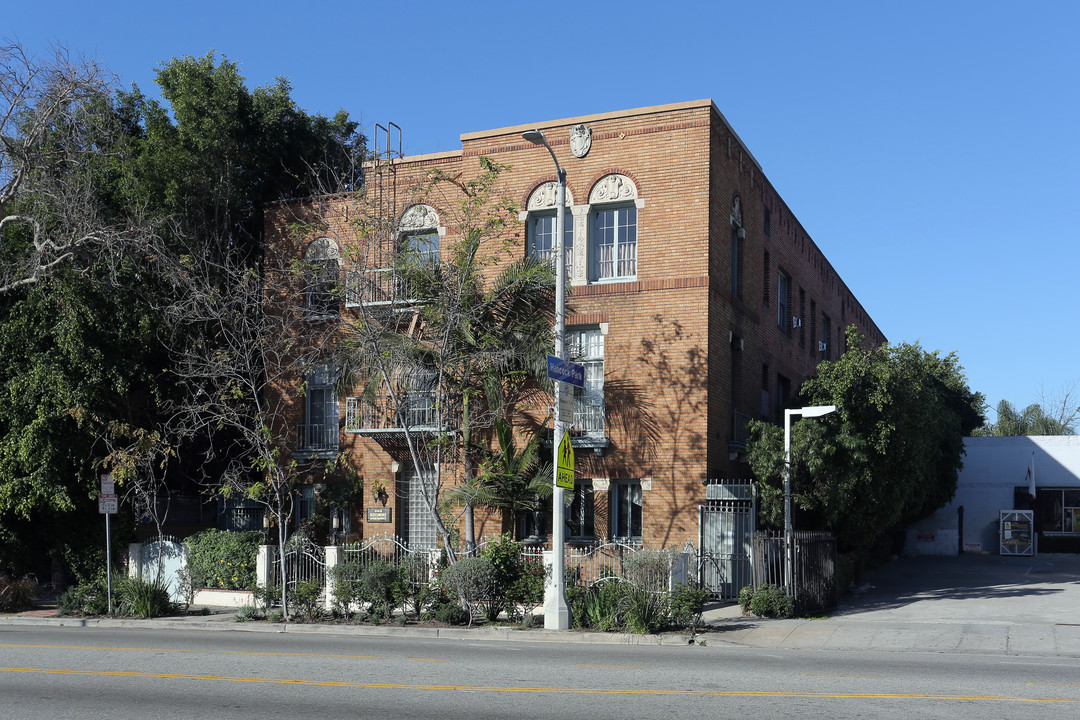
left=556, top=430, right=575, bottom=490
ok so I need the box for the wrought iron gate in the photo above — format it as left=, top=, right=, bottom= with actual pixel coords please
left=698, top=480, right=755, bottom=599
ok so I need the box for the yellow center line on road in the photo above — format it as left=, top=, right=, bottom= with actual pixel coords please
left=0, top=643, right=385, bottom=660
left=0, top=666, right=1077, bottom=703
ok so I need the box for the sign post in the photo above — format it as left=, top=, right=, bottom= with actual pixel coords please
left=99, top=475, right=117, bottom=613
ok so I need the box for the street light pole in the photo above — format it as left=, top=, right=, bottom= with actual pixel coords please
left=522, top=129, right=570, bottom=630
left=783, top=404, right=836, bottom=598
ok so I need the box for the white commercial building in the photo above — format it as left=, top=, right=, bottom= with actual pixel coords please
left=905, top=436, right=1080, bottom=555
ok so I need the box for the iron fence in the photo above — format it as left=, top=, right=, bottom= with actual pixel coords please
left=749, top=530, right=837, bottom=614
left=270, top=534, right=326, bottom=592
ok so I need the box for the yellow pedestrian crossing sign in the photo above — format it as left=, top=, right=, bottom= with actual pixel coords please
left=556, top=431, right=575, bottom=489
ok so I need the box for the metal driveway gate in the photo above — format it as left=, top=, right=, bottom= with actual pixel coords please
left=698, top=480, right=754, bottom=599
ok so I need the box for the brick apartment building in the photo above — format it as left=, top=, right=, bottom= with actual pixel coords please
left=265, top=99, right=885, bottom=552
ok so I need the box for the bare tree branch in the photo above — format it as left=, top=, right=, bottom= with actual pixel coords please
left=0, top=41, right=133, bottom=294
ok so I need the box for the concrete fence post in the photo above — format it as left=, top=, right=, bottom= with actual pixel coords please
left=257, top=544, right=272, bottom=590
left=128, top=543, right=144, bottom=579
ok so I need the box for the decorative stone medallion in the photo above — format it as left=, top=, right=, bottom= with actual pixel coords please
left=570, top=124, right=592, bottom=158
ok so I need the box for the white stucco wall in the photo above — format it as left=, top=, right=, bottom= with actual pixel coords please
left=904, top=436, right=1080, bottom=555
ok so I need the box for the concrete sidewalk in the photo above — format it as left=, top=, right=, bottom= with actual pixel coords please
left=702, top=552, right=1080, bottom=657
left=4, top=553, right=1078, bottom=657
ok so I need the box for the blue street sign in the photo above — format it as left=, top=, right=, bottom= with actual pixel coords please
left=547, top=354, right=585, bottom=388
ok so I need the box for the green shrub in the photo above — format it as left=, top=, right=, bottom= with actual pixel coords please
left=479, top=535, right=527, bottom=620
left=235, top=604, right=260, bottom=622
left=621, top=549, right=675, bottom=591
left=573, top=581, right=625, bottom=631
left=738, top=584, right=755, bottom=613
left=619, top=585, right=667, bottom=634
left=744, top=583, right=794, bottom=618
left=290, top=578, right=323, bottom=621
left=184, top=529, right=261, bottom=591
left=431, top=601, right=469, bottom=625
left=668, top=583, right=709, bottom=630
left=439, top=556, right=495, bottom=624
left=0, top=574, right=36, bottom=612
left=57, top=577, right=110, bottom=616
left=116, top=576, right=175, bottom=618
left=361, top=560, right=405, bottom=620
left=329, top=563, right=364, bottom=615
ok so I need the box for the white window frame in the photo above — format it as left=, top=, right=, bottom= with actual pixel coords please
left=527, top=210, right=573, bottom=278
left=568, top=326, right=605, bottom=437
left=590, top=204, right=637, bottom=282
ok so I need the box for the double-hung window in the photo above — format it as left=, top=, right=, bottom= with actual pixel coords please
left=590, top=205, right=637, bottom=281
left=403, top=230, right=439, bottom=267
left=303, top=364, right=338, bottom=452
left=528, top=211, right=573, bottom=277
left=777, top=269, right=791, bottom=333
left=612, top=480, right=643, bottom=542
left=568, top=327, right=605, bottom=436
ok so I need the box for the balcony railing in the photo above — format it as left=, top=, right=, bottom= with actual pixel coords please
left=344, top=393, right=459, bottom=434
left=296, top=423, right=340, bottom=455
left=572, top=397, right=605, bottom=437
left=345, top=268, right=427, bottom=308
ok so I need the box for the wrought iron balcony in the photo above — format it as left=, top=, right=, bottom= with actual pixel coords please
left=295, top=423, right=340, bottom=458
left=344, top=393, right=459, bottom=436
left=345, top=268, right=427, bottom=308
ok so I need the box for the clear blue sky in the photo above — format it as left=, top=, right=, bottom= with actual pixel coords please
left=9, top=0, right=1079, bottom=421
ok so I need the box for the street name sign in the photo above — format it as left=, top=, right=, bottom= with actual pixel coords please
left=547, top=355, right=585, bottom=388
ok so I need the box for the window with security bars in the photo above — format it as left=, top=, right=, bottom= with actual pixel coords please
left=590, top=205, right=636, bottom=281
left=300, top=364, right=338, bottom=452
left=568, top=327, right=605, bottom=436
left=612, top=480, right=642, bottom=541
left=305, top=260, right=339, bottom=318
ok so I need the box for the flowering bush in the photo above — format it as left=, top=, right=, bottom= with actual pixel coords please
left=184, top=529, right=261, bottom=590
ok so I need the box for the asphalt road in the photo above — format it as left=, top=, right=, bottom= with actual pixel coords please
left=3, top=625, right=1079, bottom=719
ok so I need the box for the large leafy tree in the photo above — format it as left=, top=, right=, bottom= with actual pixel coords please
left=0, top=48, right=364, bottom=578
left=746, top=327, right=985, bottom=558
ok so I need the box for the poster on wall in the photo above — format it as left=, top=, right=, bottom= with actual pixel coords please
left=1000, top=510, right=1034, bottom=556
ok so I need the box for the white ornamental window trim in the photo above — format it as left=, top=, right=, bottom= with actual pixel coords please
left=518, top=181, right=576, bottom=221
left=304, top=236, right=344, bottom=266
left=399, top=203, right=446, bottom=237
left=588, top=173, right=645, bottom=208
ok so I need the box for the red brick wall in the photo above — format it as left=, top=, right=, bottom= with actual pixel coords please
left=264, top=100, right=885, bottom=550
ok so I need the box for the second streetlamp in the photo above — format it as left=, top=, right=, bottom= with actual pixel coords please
left=783, top=404, right=836, bottom=598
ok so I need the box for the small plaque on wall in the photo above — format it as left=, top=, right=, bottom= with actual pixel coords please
left=366, top=507, right=392, bottom=523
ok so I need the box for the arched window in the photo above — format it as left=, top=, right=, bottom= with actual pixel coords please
left=399, top=204, right=440, bottom=267
left=589, top=174, right=639, bottom=282
left=304, top=237, right=341, bottom=318
left=524, top=181, right=574, bottom=278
